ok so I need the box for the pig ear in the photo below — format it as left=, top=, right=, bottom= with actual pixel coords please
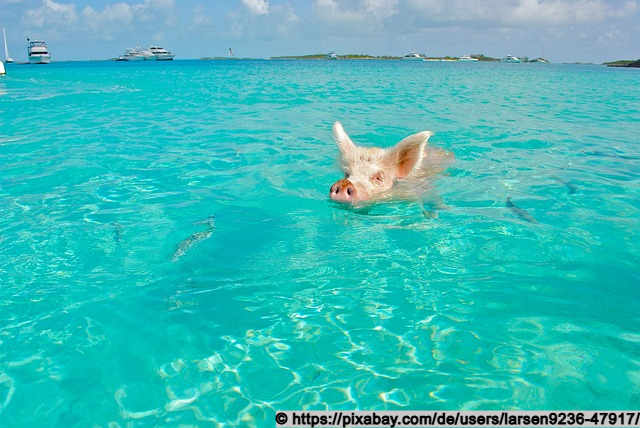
left=332, top=121, right=357, bottom=155
left=386, top=131, right=433, bottom=178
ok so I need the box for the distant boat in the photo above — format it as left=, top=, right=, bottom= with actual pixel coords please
left=458, top=55, right=478, bottom=62
left=530, top=57, right=550, bottom=64
left=140, top=48, right=156, bottom=60
left=148, top=46, right=175, bottom=61
left=117, top=46, right=174, bottom=61
left=27, top=38, right=50, bottom=64
left=325, top=51, right=338, bottom=60
left=0, top=61, right=5, bottom=76
left=402, top=52, right=424, bottom=60
left=119, top=47, right=146, bottom=61
left=228, top=47, right=234, bottom=57
left=502, top=55, right=521, bottom=63
left=3, top=27, right=13, bottom=63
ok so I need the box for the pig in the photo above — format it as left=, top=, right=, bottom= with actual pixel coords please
left=329, top=121, right=454, bottom=206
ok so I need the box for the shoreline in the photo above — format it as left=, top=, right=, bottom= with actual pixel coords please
left=6, top=55, right=637, bottom=66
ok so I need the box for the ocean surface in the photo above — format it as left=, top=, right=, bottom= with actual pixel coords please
left=1, top=59, right=639, bottom=426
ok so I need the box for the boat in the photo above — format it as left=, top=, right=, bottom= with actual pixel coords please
left=147, top=46, right=175, bottom=61
left=3, top=27, right=13, bottom=63
left=140, top=48, right=156, bottom=60
left=27, top=38, right=50, bottom=64
left=502, top=55, right=521, bottom=63
left=458, top=55, right=478, bottom=61
left=530, top=57, right=550, bottom=64
left=120, top=47, right=144, bottom=61
left=118, top=45, right=174, bottom=61
left=0, top=61, right=5, bottom=76
left=325, top=51, right=338, bottom=60
left=119, top=47, right=146, bottom=61
left=402, top=52, right=424, bottom=60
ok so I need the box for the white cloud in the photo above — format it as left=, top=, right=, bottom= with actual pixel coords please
left=403, top=0, right=638, bottom=28
left=313, top=0, right=399, bottom=27
left=190, top=4, right=215, bottom=29
left=606, top=0, right=638, bottom=18
left=23, top=0, right=176, bottom=41
left=314, top=0, right=361, bottom=23
left=225, top=1, right=299, bottom=41
left=273, top=3, right=299, bottom=33
left=365, top=0, right=398, bottom=20
left=25, top=0, right=77, bottom=28
left=507, top=0, right=609, bottom=26
left=242, top=0, right=270, bottom=15
left=80, top=3, right=135, bottom=39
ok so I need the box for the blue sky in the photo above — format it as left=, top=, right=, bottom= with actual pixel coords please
left=1, top=0, right=638, bottom=62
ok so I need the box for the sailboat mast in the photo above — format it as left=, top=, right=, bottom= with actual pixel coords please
left=3, top=27, right=12, bottom=63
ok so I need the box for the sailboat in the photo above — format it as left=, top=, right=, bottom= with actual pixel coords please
left=228, top=47, right=234, bottom=57
left=3, top=27, right=12, bottom=63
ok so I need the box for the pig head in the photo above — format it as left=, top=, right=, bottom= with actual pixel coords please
left=329, top=121, right=448, bottom=204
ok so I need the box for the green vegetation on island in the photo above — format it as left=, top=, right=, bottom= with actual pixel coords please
left=271, top=53, right=401, bottom=60
left=473, top=54, right=500, bottom=62
left=605, top=59, right=640, bottom=68
left=192, top=53, right=559, bottom=63
left=269, top=53, right=503, bottom=61
left=266, top=54, right=544, bottom=62
left=423, top=54, right=500, bottom=62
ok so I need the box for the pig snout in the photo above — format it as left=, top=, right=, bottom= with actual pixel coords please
left=330, top=178, right=358, bottom=203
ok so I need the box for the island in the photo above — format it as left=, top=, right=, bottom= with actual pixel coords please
left=605, top=59, right=640, bottom=68
left=268, top=53, right=506, bottom=61
left=270, top=53, right=401, bottom=60
left=194, top=53, right=558, bottom=63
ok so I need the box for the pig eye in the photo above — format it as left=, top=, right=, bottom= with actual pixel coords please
left=372, top=171, right=385, bottom=185
left=344, top=172, right=351, bottom=179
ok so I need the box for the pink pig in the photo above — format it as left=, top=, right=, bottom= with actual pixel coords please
left=329, top=121, right=454, bottom=205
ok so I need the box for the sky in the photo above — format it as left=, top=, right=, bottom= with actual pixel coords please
left=1, top=0, right=638, bottom=63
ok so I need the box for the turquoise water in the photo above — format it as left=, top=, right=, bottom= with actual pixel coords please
left=1, top=59, right=639, bottom=425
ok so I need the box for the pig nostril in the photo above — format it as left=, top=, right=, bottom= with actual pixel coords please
left=330, top=179, right=357, bottom=202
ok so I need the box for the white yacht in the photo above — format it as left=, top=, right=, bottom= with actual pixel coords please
left=530, top=57, right=550, bottom=64
left=119, top=47, right=146, bottom=61
left=402, top=52, right=424, bottom=60
left=27, top=38, right=50, bottom=64
left=458, top=55, right=478, bottom=61
left=3, top=27, right=13, bottom=63
left=502, top=55, right=521, bottom=63
left=147, top=46, right=175, bottom=61
left=325, top=51, right=338, bottom=60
